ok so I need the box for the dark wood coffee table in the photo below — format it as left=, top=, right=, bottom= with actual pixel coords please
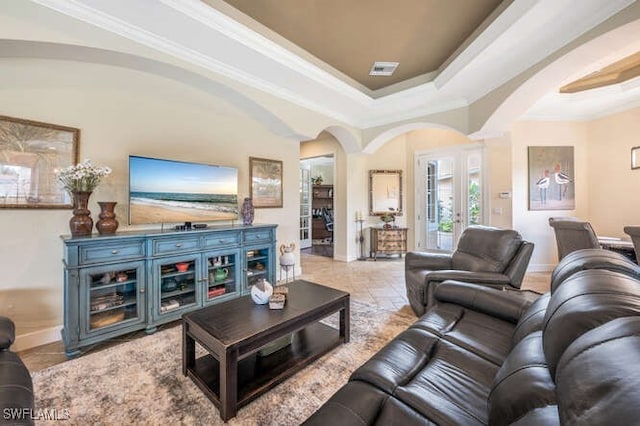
left=182, top=280, right=350, bottom=421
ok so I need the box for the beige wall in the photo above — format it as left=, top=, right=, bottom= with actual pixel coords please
left=509, top=109, right=640, bottom=270
left=484, top=134, right=513, bottom=229
left=510, top=121, right=590, bottom=270
left=587, top=107, right=640, bottom=237
left=0, top=58, right=302, bottom=349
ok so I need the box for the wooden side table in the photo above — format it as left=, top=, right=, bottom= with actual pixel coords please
left=370, top=227, right=408, bottom=260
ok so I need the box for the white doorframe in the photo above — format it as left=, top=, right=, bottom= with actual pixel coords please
left=414, top=144, right=487, bottom=252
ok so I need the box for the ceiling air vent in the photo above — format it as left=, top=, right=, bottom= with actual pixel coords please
left=369, top=61, right=399, bottom=76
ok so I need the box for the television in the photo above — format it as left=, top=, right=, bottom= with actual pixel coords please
left=128, top=155, right=239, bottom=226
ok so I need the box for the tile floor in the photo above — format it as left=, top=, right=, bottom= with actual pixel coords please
left=18, top=251, right=551, bottom=372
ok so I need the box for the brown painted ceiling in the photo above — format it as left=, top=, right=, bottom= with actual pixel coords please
left=214, top=0, right=504, bottom=91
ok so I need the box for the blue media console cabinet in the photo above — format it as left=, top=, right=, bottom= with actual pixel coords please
left=61, top=224, right=277, bottom=357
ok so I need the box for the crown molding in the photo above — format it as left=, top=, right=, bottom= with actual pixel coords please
left=26, top=0, right=640, bottom=132
left=159, top=0, right=374, bottom=105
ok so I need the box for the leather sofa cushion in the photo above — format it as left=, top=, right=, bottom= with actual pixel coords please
left=543, top=269, right=640, bottom=377
left=452, top=227, right=522, bottom=273
left=412, top=303, right=515, bottom=365
left=556, top=317, right=640, bottom=424
left=512, top=293, right=550, bottom=346
left=349, top=327, right=440, bottom=394
left=488, top=332, right=557, bottom=426
left=351, top=329, right=498, bottom=425
left=303, top=381, right=436, bottom=426
left=510, top=406, right=560, bottom=426
left=549, top=248, right=640, bottom=293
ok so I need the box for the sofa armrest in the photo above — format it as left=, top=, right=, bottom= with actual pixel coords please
left=405, top=251, right=452, bottom=270
left=504, top=241, right=535, bottom=288
left=0, top=316, right=16, bottom=350
left=434, top=280, right=539, bottom=323
left=425, top=270, right=513, bottom=285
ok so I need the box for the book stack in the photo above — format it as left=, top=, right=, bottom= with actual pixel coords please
left=90, top=292, right=124, bottom=312
left=208, top=287, right=226, bottom=298
left=160, top=299, right=180, bottom=312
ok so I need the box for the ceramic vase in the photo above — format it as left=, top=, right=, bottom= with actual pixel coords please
left=96, top=201, right=119, bottom=234
left=69, top=191, right=93, bottom=237
left=241, top=197, right=254, bottom=225
left=279, top=243, right=296, bottom=267
left=250, top=278, right=273, bottom=304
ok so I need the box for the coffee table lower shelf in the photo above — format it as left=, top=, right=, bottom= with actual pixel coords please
left=186, top=322, right=341, bottom=411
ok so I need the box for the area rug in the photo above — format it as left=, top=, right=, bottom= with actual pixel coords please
left=32, top=301, right=414, bottom=425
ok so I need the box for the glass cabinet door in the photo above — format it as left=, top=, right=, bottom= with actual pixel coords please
left=204, top=249, right=240, bottom=304
left=245, top=245, right=273, bottom=294
left=154, top=256, right=199, bottom=318
left=80, top=261, right=145, bottom=337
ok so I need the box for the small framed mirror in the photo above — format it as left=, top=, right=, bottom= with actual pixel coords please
left=632, top=146, right=640, bottom=170
left=369, top=170, right=402, bottom=216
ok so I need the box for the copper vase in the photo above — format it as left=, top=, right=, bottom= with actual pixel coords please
left=96, top=201, right=119, bottom=234
left=69, top=191, right=93, bottom=237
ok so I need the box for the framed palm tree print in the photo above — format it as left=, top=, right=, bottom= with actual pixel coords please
left=0, top=115, right=79, bottom=209
left=250, top=157, right=283, bottom=208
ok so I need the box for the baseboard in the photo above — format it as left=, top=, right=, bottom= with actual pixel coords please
left=14, top=326, right=62, bottom=352
left=333, top=254, right=355, bottom=262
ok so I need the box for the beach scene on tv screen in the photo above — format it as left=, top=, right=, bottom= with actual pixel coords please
left=129, top=156, right=239, bottom=225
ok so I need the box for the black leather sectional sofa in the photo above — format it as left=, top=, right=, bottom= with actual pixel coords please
left=0, top=316, right=34, bottom=425
left=305, top=249, right=640, bottom=425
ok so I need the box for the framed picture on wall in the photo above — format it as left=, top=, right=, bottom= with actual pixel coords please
left=250, top=157, right=283, bottom=208
left=528, top=146, right=575, bottom=211
left=632, top=146, right=640, bottom=169
left=0, top=115, right=79, bottom=209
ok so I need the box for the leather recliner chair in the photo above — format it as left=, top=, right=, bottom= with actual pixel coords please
left=405, top=226, right=534, bottom=316
left=548, top=216, right=600, bottom=260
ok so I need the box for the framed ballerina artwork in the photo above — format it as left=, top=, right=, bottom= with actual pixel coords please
left=528, top=146, right=575, bottom=211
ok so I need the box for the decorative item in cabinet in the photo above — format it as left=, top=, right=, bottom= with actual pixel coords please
left=246, top=248, right=269, bottom=285
left=206, top=253, right=237, bottom=301
left=87, top=266, right=140, bottom=331
left=158, top=259, right=197, bottom=313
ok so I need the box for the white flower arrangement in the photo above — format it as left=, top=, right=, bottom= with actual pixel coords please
left=56, top=159, right=112, bottom=193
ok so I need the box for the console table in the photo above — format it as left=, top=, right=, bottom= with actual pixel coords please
left=61, top=224, right=276, bottom=357
left=370, top=227, right=408, bottom=260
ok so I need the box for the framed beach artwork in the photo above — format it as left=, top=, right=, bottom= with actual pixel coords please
left=528, top=146, right=575, bottom=211
left=250, top=157, right=283, bottom=208
left=0, top=115, right=79, bottom=209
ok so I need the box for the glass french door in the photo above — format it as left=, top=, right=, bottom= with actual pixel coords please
left=299, top=166, right=312, bottom=249
left=416, top=147, right=484, bottom=252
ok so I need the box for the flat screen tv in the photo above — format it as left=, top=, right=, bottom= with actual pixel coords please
left=129, top=155, right=239, bottom=225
